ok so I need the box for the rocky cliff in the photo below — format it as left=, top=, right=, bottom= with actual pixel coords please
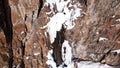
left=0, top=0, right=120, bottom=68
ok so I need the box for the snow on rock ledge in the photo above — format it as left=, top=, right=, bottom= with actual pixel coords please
left=62, top=40, right=72, bottom=65
left=46, top=40, right=73, bottom=68
left=44, top=0, right=82, bottom=43
left=111, top=49, right=120, bottom=54
left=46, top=50, right=57, bottom=68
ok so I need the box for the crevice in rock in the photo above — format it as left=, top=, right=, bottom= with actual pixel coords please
left=20, top=40, right=25, bottom=68
left=99, top=47, right=112, bottom=62
left=0, top=0, right=13, bottom=68
left=52, top=25, right=65, bottom=67
left=31, top=11, right=35, bottom=24
left=40, top=47, right=43, bottom=63
left=99, top=30, right=120, bottom=62
left=24, top=14, right=27, bottom=22
left=37, top=0, right=43, bottom=18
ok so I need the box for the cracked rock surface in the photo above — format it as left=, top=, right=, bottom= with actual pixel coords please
left=0, top=0, right=120, bottom=68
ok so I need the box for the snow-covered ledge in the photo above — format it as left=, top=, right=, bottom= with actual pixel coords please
left=111, top=49, right=120, bottom=54
left=43, top=0, right=82, bottom=43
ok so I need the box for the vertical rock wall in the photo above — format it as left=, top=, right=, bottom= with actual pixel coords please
left=66, top=0, right=120, bottom=66
left=9, top=0, right=48, bottom=68
left=0, top=0, right=120, bottom=68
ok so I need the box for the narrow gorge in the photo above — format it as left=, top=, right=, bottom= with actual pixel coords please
left=0, top=0, right=120, bottom=68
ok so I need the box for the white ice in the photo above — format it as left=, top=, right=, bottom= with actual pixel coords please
left=77, top=61, right=113, bottom=68
left=44, top=0, right=116, bottom=68
left=111, top=49, right=120, bottom=54
left=62, top=40, right=72, bottom=65
left=34, top=52, right=40, bottom=56
left=99, top=37, right=108, bottom=41
left=45, top=0, right=81, bottom=43
left=46, top=50, right=57, bottom=68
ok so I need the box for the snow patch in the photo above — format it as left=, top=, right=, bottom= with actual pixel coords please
left=46, top=49, right=115, bottom=68
left=21, top=31, right=24, bottom=35
left=13, top=64, right=19, bottom=68
left=34, top=52, right=40, bottom=56
left=46, top=13, right=67, bottom=43
left=116, top=19, right=120, bottom=22
left=3, top=66, right=8, bottom=68
left=48, top=61, right=113, bottom=68
left=62, top=40, right=72, bottom=65
left=44, top=32, right=48, bottom=38
left=112, top=15, right=115, bottom=18
left=99, top=37, right=108, bottom=41
left=77, top=61, right=113, bottom=68
left=66, top=62, right=74, bottom=68
left=96, top=32, right=99, bottom=34
left=44, top=0, right=81, bottom=43
left=26, top=56, right=29, bottom=59
left=46, top=50, right=57, bottom=68
left=111, top=49, right=120, bottom=54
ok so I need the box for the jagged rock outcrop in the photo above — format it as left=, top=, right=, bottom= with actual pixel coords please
left=9, top=0, right=48, bottom=68
left=0, top=0, right=120, bottom=68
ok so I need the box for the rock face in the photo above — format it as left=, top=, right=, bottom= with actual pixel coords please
left=0, top=0, right=120, bottom=68
left=68, top=0, right=120, bottom=66
left=0, top=0, right=13, bottom=68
